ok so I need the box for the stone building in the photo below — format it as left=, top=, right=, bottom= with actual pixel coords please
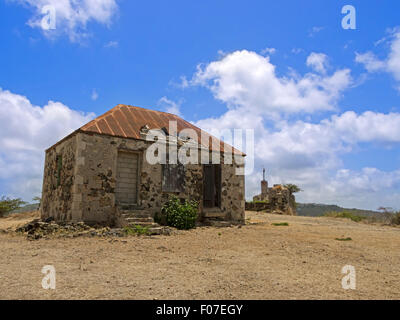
left=40, top=104, right=246, bottom=228
left=249, top=169, right=296, bottom=215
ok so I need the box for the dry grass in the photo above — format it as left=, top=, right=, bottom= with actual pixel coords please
left=0, top=211, right=39, bottom=231
left=0, top=211, right=399, bottom=300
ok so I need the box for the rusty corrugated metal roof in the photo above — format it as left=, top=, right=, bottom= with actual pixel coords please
left=79, top=104, right=245, bottom=155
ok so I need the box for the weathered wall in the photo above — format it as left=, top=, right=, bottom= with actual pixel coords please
left=71, top=132, right=120, bottom=225
left=69, top=132, right=245, bottom=225
left=220, top=160, right=245, bottom=222
left=251, top=185, right=296, bottom=216
left=41, top=134, right=78, bottom=221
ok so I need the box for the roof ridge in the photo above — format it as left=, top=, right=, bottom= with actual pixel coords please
left=116, top=104, right=181, bottom=118
left=76, top=104, right=245, bottom=156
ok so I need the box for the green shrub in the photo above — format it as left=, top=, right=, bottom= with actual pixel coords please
left=324, top=211, right=365, bottom=222
left=283, top=184, right=302, bottom=194
left=335, top=237, right=352, bottom=241
left=124, top=225, right=150, bottom=236
left=246, top=200, right=268, bottom=204
left=161, top=196, right=198, bottom=230
left=272, top=222, right=289, bottom=226
left=391, top=212, right=400, bottom=225
left=0, top=196, right=26, bottom=217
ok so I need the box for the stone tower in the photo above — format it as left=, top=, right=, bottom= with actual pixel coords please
left=261, top=168, right=268, bottom=196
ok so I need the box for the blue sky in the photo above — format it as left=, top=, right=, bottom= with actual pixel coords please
left=1, top=0, right=400, bottom=210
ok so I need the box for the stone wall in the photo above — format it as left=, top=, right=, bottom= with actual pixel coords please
left=43, top=131, right=245, bottom=225
left=220, top=157, right=245, bottom=222
left=250, top=185, right=296, bottom=215
left=41, top=134, right=78, bottom=221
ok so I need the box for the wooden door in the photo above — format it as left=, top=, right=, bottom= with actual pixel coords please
left=203, top=164, right=221, bottom=208
left=116, top=152, right=139, bottom=204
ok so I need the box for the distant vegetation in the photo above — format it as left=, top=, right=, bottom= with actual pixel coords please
left=298, top=203, right=400, bottom=225
left=376, top=207, right=400, bottom=225
left=283, top=184, right=302, bottom=194
left=392, top=213, right=400, bottom=225
left=297, top=203, right=380, bottom=218
left=10, top=203, right=40, bottom=214
left=0, top=196, right=27, bottom=217
left=324, top=211, right=366, bottom=222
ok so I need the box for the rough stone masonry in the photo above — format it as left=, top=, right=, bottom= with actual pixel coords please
left=41, top=105, right=246, bottom=226
left=247, top=170, right=296, bottom=215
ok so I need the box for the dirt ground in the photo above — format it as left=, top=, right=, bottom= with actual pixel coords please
left=0, top=211, right=399, bottom=300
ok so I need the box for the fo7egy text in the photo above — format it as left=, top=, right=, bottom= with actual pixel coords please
left=156, top=304, right=243, bottom=317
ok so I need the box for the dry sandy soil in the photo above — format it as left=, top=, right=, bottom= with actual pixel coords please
left=0, top=211, right=399, bottom=300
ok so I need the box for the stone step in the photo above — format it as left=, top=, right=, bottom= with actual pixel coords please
left=203, top=209, right=226, bottom=218
left=127, top=221, right=158, bottom=227
left=203, top=220, right=233, bottom=227
left=148, top=227, right=164, bottom=235
left=120, top=209, right=148, bottom=214
left=125, top=217, right=154, bottom=223
left=121, top=212, right=151, bottom=219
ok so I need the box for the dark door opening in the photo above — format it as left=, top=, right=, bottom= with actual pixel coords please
left=203, top=164, right=221, bottom=208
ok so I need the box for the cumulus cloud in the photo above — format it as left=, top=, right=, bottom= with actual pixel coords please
left=11, top=0, right=119, bottom=42
left=388, top=32, right=400, bottom=81
left=306, top=52, right=329, bottom=74
left=187, top=50, right=400, bottom=209
left=195, top=108, right=400, bottom=209
left=158, top=96, right=182, bottom=116
left=355, top=52, right=386, bottom=73
left=190, top=50, right=352, bottom=115
left=356, top=30, right=400, bottom=88
left=0, top=88, right=94, bottom=200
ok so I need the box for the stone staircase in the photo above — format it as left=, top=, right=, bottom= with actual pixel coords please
left=201, top=207, right=234, bottom=227
left=117, top=206, right=165, bottom=235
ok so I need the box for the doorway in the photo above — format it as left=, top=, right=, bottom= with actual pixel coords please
left=203, top=164, right=221, bottom=208
left=116, top=151, right=139, bottom=205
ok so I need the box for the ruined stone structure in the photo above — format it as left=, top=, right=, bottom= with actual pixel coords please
left=249, top=170, right=296, bottom=215
left=41, top=105, right=246, bottom=228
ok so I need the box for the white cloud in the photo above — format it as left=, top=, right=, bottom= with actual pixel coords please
left=0, top=88, right=94, bottom=200
left=292, top=48, right=304, bottom=54
left=387, top=32, right=400, bottom=81
left=178, top=76, right=189, bottom=89
left=260, top=47, right=276, bottom=56
left=187, top=50, right=400, bottom=209
left=158, top=96, right=182, bottom=116
left=104, top=40, right=118, bottom=48
left=11, top=0, right=119, bottom=42
left=190, top=50, right=352, bottom=115
left=306, top=52, right=328, bottom=74
left=308, top=26, right=324, bottom=37
left=355, top=52, right=386, bottom=73
left=195, top=108, right=400, bottom=209
left=356, top=30, right=400, bottom=88
left=91, top=89, right=98, bottom=101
